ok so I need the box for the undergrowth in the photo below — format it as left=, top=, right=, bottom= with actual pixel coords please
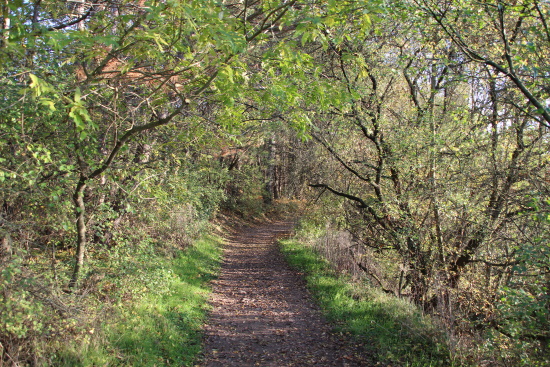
left=46, top=234, right=223, bottom=366
left=279, top=238, right=454, bottom=367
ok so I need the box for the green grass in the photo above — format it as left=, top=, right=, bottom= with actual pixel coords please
left=280, top=238, right=454, bottom=367
left=53, top=234, right=223, bottom=366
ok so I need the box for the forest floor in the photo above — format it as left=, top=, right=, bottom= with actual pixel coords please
left=198, top=220, right=376, bottom=366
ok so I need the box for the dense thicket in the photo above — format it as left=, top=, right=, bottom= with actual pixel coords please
left=301, top=1, right=550, bottom=364
left=1, top=0, right=548, bottom=365
left=0, top=0, right=320, bottom=363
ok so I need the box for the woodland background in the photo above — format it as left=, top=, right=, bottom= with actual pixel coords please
left=0, top=0, right=549, bottom=365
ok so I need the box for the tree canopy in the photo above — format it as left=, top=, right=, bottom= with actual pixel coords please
left=1, top=0, right=549, bottom=365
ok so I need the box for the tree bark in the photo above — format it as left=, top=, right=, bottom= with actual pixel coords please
left=1, top=0, right=10, bottom=48
left=69, top=179, right=87, bottom=289
left=264, top=136, right=276, bottom=204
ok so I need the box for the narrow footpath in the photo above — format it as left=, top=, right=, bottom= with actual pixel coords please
left=199, top=220, right=374, bottom=366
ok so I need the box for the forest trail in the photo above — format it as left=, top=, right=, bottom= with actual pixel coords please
left=199, top=220, right=374, bottom=367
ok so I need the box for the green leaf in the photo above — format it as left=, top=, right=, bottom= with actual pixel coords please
left=74, top=87, right=82, bottom=103
left=39, top=98, right=56, bottom=111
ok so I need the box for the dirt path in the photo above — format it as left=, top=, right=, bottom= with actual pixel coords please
left=199, top=220, right=374, bottom=366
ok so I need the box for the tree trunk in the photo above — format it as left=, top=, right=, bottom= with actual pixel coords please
left=264, top=136, right=276, bottom=204
left=1, top=0, right=10, bottom=47
left=69, top=179, right=87, bottom=289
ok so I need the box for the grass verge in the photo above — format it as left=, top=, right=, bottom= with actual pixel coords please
left=279, top=238, right=454, bottom=367
left=53, top=234, right=223, bottom=366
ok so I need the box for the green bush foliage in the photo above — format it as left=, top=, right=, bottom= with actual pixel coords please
left=0, top=151, right=227, bottom=364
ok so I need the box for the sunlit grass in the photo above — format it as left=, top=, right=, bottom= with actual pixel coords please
left=53, top=234, right=223, bottom=366
left=280, top=238, right=454, bottom=367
